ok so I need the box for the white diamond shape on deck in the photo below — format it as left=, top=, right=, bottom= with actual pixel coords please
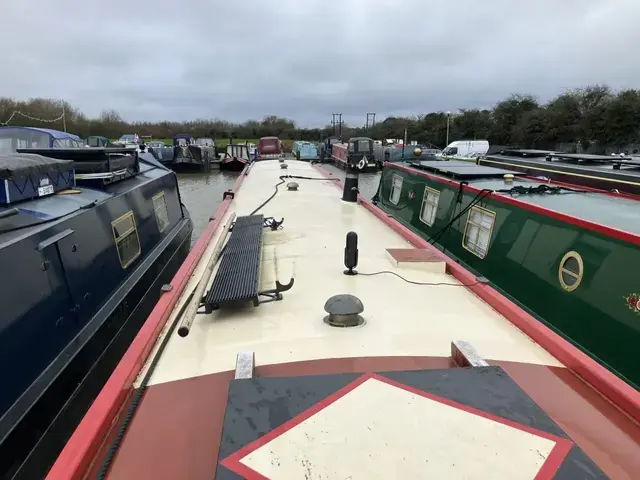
left=224, top=375, right=566, bottom=479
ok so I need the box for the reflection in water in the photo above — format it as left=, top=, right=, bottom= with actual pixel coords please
left=177, top=170, right=239, bottom=247
left=177, top=164, right=382, bottom=247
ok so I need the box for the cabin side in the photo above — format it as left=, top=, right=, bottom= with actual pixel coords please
left=376, top=163, right=640, bottom=388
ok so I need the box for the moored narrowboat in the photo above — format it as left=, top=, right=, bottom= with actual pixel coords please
left=0, top=126, right=85, bottom=150
left=221, top=143, right=250, bottom=171
left=374, top=155, right=640, bottom=389
left=331, top=137, right=381, bottom=172
left=171, top=134, right=215, bottom=170
left=0, top=137, right=192, bottom=479
left=257, top=136, right=283, bottom=160
left=292, top=140, right=318, bottom=161
left=47, top=159, right=640, bottom=480
left=477, top=148, right=640, bottom=196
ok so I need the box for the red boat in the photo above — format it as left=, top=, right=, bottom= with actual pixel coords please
left=47, top=161, right=640, bottom=480
left=257, top=136, right=283, bottom=160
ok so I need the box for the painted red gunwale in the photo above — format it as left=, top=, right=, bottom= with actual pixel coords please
left=388, top=162, right=640, bottom=247
left=45, top=164, right=252, bottom=480
left=312, top=164, right=640, bottom=424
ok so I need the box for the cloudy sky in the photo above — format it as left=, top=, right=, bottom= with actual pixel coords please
left=1, top=0, right=639, bottom=127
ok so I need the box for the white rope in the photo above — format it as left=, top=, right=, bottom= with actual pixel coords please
left=0, top=110, right=65, bottom=126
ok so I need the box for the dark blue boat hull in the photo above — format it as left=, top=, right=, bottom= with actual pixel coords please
left=0, top=158, right=193, bottom=479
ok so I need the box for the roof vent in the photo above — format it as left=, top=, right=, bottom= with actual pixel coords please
left=278, top=158, right=285, bottom=163
left=287, top=182, right=299, bottom=191
left=323, top=294, right=365, bottom=327
left=280, top=163, right=288, bottom=169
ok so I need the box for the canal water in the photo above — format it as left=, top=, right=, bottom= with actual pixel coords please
left=177, top=163, right=382, bottom=246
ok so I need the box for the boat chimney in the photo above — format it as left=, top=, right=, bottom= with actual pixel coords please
left=344, top=231, right=358, bottom=275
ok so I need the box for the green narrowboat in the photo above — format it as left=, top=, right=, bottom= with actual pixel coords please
left=374, top=158, right=640, bottom=389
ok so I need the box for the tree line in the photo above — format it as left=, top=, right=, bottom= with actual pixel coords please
left=1, top=85, right=639, bottom=153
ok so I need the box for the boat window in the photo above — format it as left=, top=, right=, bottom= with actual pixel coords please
left=558, top=251, right=583, bottom=292
left=348, top=142, right=355, bottom=152
left=462, top=206, right=495, bottom=258
left=112, top=211, right=141, bottom=269
left=420, top=187, right=440, bottom=226
left=444, top=147, right=458, bottom=155
left=389, top=174, right=403, bottom=205
left=358, top=140, right=371, bottom=152
left=153, top=192, right=170, bottom=233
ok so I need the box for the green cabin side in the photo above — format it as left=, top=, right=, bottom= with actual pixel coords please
left=376, top=164, right=640, bottom=389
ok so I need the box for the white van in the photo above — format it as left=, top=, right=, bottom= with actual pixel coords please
left=439, top=140, right=489, bottom=161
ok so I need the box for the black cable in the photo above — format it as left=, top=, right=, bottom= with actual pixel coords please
left=358, top=270, right=487, bottom=287
left=249, top=174, right=340, bottom=216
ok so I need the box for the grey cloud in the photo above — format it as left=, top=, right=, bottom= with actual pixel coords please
left=1, top=0, right=638, bottom=127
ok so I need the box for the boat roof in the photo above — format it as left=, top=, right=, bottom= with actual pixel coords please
left=0, top=126, right=81, bottom=140
left=485, top=149, right=640, bottom=179
left=406, top=159, right=640, bottom=238
left=48, top=160, right=640, bottom=480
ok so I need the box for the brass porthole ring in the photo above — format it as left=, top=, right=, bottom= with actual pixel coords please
left=558, top=251, right=584, bottom=292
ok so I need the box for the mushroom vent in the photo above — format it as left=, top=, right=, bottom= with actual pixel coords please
left=287, top=182, right=299, bottom=191
left=323, top=294, right=365, bottom=327
left=280, top=163, right=288, bottom=169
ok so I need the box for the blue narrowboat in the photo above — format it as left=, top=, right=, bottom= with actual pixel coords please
left=292, top=141, right=318, bottom=161
left=0, top=126, right=85, bottom=149
left=0, top=127, right=193, bottom=479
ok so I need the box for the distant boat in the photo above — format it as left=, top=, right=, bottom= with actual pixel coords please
left=0, top=126, right=193, bottom=479
left=292, top=141, right=318, bottom=161
left=222, top=143, right=250, bottom=171
left=257, top=136, right=283, bottom=160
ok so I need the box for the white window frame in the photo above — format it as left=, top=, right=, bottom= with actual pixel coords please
left=419, top=186, right=440, bottom=226
left=389, top=174, right=403, bottom=205
left=462, top=205, right=495, bottom=259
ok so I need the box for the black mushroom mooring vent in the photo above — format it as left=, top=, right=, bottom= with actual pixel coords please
left=323, top=294, right=365, bottom=327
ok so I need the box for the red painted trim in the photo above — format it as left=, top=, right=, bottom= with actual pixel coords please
left=224, top=157, right=247, bottom=165
left=221, top=373, right=572, bottom=479
left=311, top=164, right=640, bottom=424
left=45, top=166, right=251, bottom=480
left=388, top=162, right=640, bottom=247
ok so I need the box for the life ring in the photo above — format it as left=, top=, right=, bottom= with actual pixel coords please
left=357, top=158, right=366, bottom=170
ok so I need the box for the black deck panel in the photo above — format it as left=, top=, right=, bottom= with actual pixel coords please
left=204, top=214, right=263, bottom=311
left=548, top=153, right=633, bottom=163
left=215, top=366, right=609, bottom=479
left=483, top=154, right=640, bottom=179
left=410, top=159, right=522, bottom=179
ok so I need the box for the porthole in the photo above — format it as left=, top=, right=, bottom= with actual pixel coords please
left=558, top=251, right=583, bottom=292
